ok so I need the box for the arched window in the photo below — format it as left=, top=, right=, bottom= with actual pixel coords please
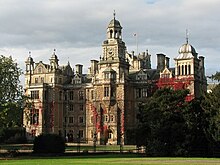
left=185, top=65, right=187, bottom=75
left=119, top=30, right=122, bottom=39
left=188, top=65, right=191, bottom=75
left=108, top=129, right=113, bottom=139
left=110, top=30, right=113, bottom=38
left=115, top=30, right=118, bottom=38
left=182, top=65, right=184, bottom=75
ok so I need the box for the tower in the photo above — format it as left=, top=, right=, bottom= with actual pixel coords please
left=102, top=11, right=127, bottom=61
left=174, top=34, right=206, bottom=99
left=86, top=12, right=130, bottom=145
left=49, top=49, right=59, bottom=71
left=25, top=52, right=34, bottom=85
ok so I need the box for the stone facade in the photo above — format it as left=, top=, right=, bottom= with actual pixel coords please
left=23, top=14, right=207, bottom=144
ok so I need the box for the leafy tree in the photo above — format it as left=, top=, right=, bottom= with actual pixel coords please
left=137, top=88, right=189, bottom=156
left=33, top=134, right=65, bottom=154
left=201, top=84, right=220, bottom=155
left=0, top=55, right=24, bottom=128
left=184, top=98, right=210, bottom=156
left=209, top=72, right=220, bottom=82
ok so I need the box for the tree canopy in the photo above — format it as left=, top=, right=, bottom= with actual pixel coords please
left=137, top=87, right=220, bottom=156
left=0, top=55, right=24, bottom=127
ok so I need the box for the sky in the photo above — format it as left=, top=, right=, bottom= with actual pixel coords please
left=0, top=0, right=219, bottom=83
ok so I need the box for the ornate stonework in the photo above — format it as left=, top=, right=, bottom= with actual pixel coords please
left=23, top=14, right=207, bottom=144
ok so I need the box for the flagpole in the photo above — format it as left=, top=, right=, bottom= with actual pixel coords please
left=134, top=33, right=138, bottom=55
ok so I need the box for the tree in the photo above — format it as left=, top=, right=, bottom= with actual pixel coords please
left=200, top=84, right=220, bottom=156
left=33, top=134, right=65, bottom=154
left=137, top=88, right=190, bottom=156
left=209, top=72, right=220, bottom=82
left=0, top=55, right=24, bottom=128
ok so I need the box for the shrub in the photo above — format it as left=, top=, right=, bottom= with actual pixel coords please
left=0, top=127, right=26, bottom=144
left=5, top=133, right=27, bottom=144
left=33, top=134, right=65, bottom=154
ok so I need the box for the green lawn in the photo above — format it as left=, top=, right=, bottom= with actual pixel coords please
left=0, top=144, right=137, bottom=152
left=1, top=156, right=220, bottom=165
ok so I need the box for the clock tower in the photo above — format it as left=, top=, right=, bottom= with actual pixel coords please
left=87, top=13, right=130, bottom=145
left=102, top=12, right=127, bottom=61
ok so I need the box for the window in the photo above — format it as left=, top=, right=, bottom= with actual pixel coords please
left=182, top=65, right=184, bottom=75
left=69, top=117, right=74, bottom=123
left=69, top=104, right=74, bottom=111
left=79, top=116, right=84, bottom=123
left=142, top=88, right=148, bottom=97
left=104, top=73, right=110, bottom=79
left=104, top=87, right=109, bottom=97
left=78, top=130, right=84, bottom=138
left=59, top=77, right=62, bottom=84
left=112, top=73, right=116, bottom=79
left=185, top=65, right=187, bottom=75
left=79, top=104, right=84, bottom=111
left=178, top=65, right=180, bottom=75
left=188, top=65, right=191, bottom=75
left=161, top=74, right=170, bottom=78
left=35, top=78, right=38, bottom=83
left=91, top=90, right=94, bottom=100
left=136, top=89, right=141, bottom=98
left=90, top=115, right=94, bottom=123
left=105, top=115, right=109, bottom=122
left=31, top=90, right=39, bottom=99
left=38, top=67, right=42, bottom=73
left=31, top=130, right=36, bottom=137
left=59, top=91, right=62, bottom=101
left=108, top=130, right=113, bottom=139
left=69, top=91, right=74, bottom=100
left=79, top=91, right=84, bottom=100
left=30, top=108, right=39, bottom=125
left=91, top=130, right=94, bottom=138
left=110, top=29, right=113, bottom=38
left=40, top=77, right=44, bottom=83
left=110, top=115, right=114, bottom=122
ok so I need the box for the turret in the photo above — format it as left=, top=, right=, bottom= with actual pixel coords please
left=49, top=49, right=59, bottom=71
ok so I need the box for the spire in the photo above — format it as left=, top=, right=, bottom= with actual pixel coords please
left=67, top=57, right=70, bottom=65
left=186, top=29, right=189, bottom=44
left=113, top=10, right=116, bottom=20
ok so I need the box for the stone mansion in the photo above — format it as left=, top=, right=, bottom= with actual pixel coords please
left=23, top=14, right=207, bottom=145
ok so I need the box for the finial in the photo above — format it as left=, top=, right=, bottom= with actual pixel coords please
left=53, top=48, right=56, bottom=54
left=29, top=51, right=31, bottom=57
left=146, top=49, right=148, bottom=55
left=113, top=10, right=116, bottom=19
left=186, top=29, right=189, bottom=44
left=67, top=57, right=70, bottom=65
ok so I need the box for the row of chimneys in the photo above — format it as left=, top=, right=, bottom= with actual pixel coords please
left=76, top=60, right=99, bottom=75
left=157, top=53, right=170, bottom=71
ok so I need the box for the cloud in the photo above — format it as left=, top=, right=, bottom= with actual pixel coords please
left=0, top=0, right=219, bottom=79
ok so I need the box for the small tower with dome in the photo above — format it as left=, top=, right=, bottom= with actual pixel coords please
left=174, top=33, right=206, bottom=99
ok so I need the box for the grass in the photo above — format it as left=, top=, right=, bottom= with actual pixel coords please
left=0, top=144, right=137, bottom=152
left=1, top=156, right=220, bottom=165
